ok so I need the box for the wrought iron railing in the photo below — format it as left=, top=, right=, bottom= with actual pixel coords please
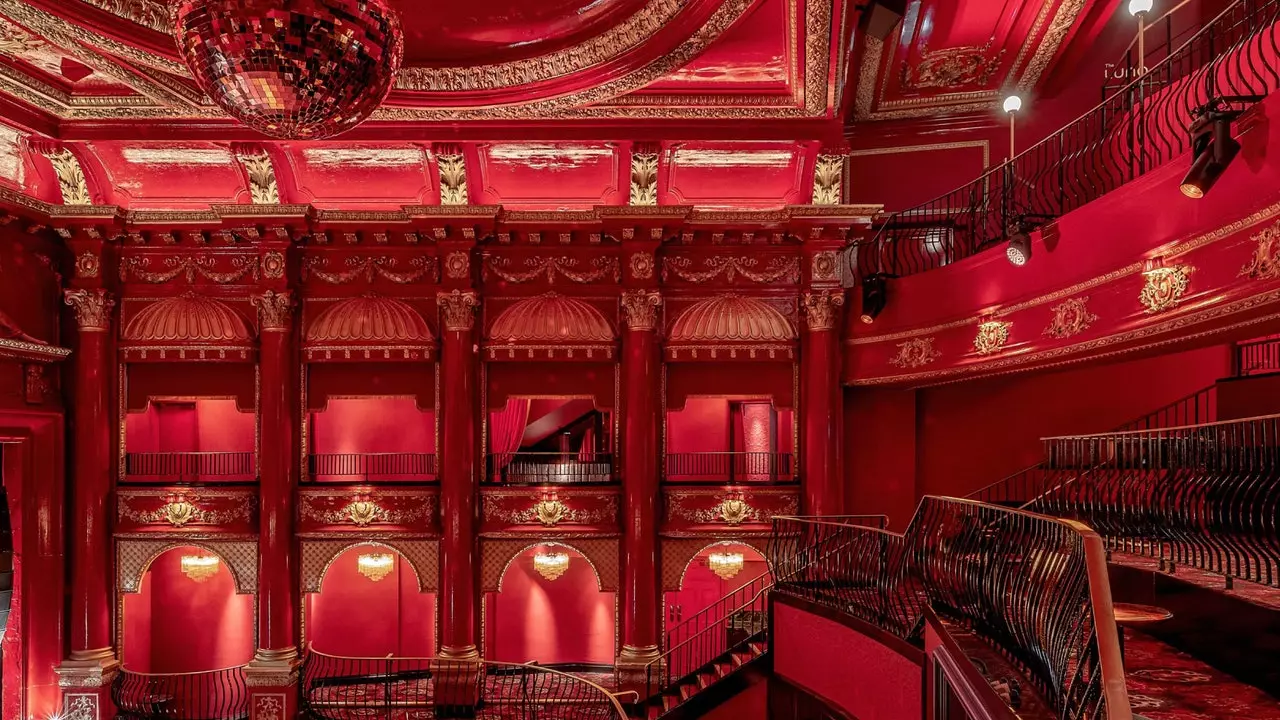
left=299, top=648, right=628, bottom=719
left=1236, top=335, right=1280, bottom=376
left=111, top=666, right=248, bottom=720
left=484, top=452, right=614, bottom=484
left=843, top=0, right=1280, bottom=284
left=664, top=452, right=796, bottom=483
left=0, top=487, right=11, bottom=636
left=1038, top=413, right=1280, bottom=586
left=971, top=384, right=1218, bottom=505
left=770, top=498, right=1131, bottom=720
left=306, top=453, right=437, bottom=482
left=123, top=452, right=256, bottom=482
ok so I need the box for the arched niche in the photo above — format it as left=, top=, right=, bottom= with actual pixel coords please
left=304, top=543, right=437, bottom=658
left=119, top=544, right=256, bottom=674
left=483, top=542, right=617, bottom=667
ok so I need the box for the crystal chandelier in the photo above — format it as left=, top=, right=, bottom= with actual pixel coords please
left=173, top=0, right=404, bottom=139
left=708, top=552, right=744, bottom=580
left=180, top=555, right=221, bottom=583
left=533, top=552, right=570, bottom=581
left=357, top=553, right=394, bottom=582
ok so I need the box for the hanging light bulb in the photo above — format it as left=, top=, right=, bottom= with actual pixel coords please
left=533, top=552, right=570, bottom=581
left=357, top=553, right=394, bottom=582
left=708, top=551, right=745, bottom=580
left=180, top=555, right=220, bottom=583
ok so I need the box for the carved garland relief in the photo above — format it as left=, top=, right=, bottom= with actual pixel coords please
left=888, top=337, right=940, bottom=368
left=303, top=255, right=435, bottom=284
left=662, top=256, right=800, bottom=284
left=486, top=256, right=620, bottom=284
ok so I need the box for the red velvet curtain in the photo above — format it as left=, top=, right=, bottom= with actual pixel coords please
left=489, top=398, right=530, bottom=469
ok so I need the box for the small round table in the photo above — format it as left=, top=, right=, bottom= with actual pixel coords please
left=1112, top=602, right=1173, bottom=663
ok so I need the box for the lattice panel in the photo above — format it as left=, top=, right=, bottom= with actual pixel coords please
left=661, top=537, right=769, bottom=591
left=118, top=539, right=258, bottom=594
left=300, top=539, right=439, bottom=593
left=481, top=537, right=619, bottom=592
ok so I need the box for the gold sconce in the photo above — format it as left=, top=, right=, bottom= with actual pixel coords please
left=357, top=553, right=394, bottom=582
left=180, top=554, right=220, bottom=583
left=708, top=551, right=745, bottom=580
left=533, top=551, right=570, bottom=581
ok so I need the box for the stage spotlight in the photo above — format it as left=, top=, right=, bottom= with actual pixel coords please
left=1006, top=231, right=1032, bottom=266
left=1180, top=110, right=1240, bottom=199
left=860, top=274, right=887, bottom=324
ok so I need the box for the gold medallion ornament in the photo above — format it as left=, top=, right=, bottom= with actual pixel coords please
left=534, top=495, right=567, bottom=527
left=261, top=251, right=285, bottom=279
left=1139, top=263, right=1192, bottom=314
left=1240, top=220, right=1280, bottom=280
left=444, top=251, right=470, bottom=280
left=629, top=252, right=654, bottom=280
left=973, top=320, right=1012, bottom=355
left=715, top=494, right=753, bottom=525
left=75, top=252, right=100, bottom=278
left=889, top=337, right=941, bottom=368
left=810, top=251, right=839, bottom=283
left=1043, top=297, right=1098, bottom=339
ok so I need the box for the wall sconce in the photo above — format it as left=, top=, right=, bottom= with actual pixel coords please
left=533, top=551, right=570, bottom=581
left=357, top=553, right=394, bottom=582
left=180, top=555, right=220, bottom=583
left=708, top=551, right=745, bottom=580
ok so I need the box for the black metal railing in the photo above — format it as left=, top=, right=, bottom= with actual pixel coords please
left=1038, top=413, right=1280, bottom=587
left=1236, top=336, right=1280, bottom=376
left=299, top=648, right=628, bottom=719
left=769, top=498, right=1131, bottom=720
left=0, top=487, right=11, bottom=636
left=664, top=452, right=796, bottom=483
left=112, top=666, right=248, bottom=720
left=971, top=384, right=1218, bottom=505
left=124, top=452, right=256, bottom=482
left=307, top=453, right=437, bottom=482
left=484, top=452, right=614, bottom=484
left=843, top=0, right=1280, bottom=284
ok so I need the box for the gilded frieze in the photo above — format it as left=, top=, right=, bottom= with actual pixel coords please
left=1139, top=265, right=1193, bottom=314
left=888, top=337, right=940, bottom=368
left=486, top=256, right=620, bottom=284
left=1043, top=297, right=1098, bottom=339
left=973, top=320, right=1012, bottom=355
left=301, top=255, right=435, bottom=284
left=1240, top=220, right=1280, bottom=280
left=662, top=256, right=800, bottom=284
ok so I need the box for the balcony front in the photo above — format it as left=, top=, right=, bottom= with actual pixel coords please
left=484, top=397, right=615, bottom=485
left=305, top=397, right=437, bottom=484
left=665, top=399, right=795, bottom=485
left=123, top=399, right=256, bottom=484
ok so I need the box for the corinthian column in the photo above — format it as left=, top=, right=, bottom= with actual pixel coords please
left=800, top=290, right=845, bottom=516
left=616, top=289, right=663, bottom=690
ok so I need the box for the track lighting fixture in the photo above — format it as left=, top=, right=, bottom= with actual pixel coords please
left=1006, top=231, right=1032, bottom=266
left=860, top=274, right=888, bottom=324
left=1179, top=109, right=1241, bottom=199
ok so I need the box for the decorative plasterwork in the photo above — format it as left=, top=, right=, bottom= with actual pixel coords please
left=234, top=151, right=280, bottom=204
left=306, top=295, right=434, bottom=346
left=1043, top=297, right=1097, bottom=339
left=629, top=151, right=658, bottom=206
left=888, top=337, right=940, bottom=368
left=811, top=155, right=844, bottom=205
left=903, top=43, right=1004, bottom=90
left=664, top=491, right=782, bottom=526
left=629, top=252, right=654, bottom=280
left=298, top=492, right=436, bottom=529
left=302, top=255, right=435, bottom=284
left=75, top=251, right=100, bottom=278
left=972, top=319, right=1012, bottom=355
left=436, top=152, right=468, bottom=205
left=80, top=0, right=168, bottom=33
left=621, top=289, right=662, bottom=331
left=1239, top=220, right=1280, bottom=280
left=488, top=293, right=614, bottom=343
left=669, top=295, right=795, bottom=342
left=1139, top=265, right=1192, bottom=314
left=663, top=256, right=800, bottom=284
left=481, top=490, right=619, bottom=528
left=251, top=290, right=293, bottom=331
left=481, top=538, right=619, bottom=592
left=810, top=251, right=838, bottom=283
left=39, top=146, right=91, bottom=205
left=801, top=290, right=844, bottom=331
left=486, top=256, right=620, bottom=284
left=64, top=288, right=114, bottom=331
left=120, top=255, right=261, bottom=284
left=438, top=290, right=479, bottom=331
left=300, top=539, right=439, bottom=593
left=661, top=538, right=769, bottom=591
left=122, top=293, right=252, bottom=344
left=117, top=487, right=256, bottom=528
left=117, top=539, right=258, bottom=594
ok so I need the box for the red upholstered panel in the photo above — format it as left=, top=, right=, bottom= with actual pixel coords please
left=773, top=601, right=921, bottom=720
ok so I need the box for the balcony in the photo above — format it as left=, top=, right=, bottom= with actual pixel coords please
left=485, top=452, right=614, bottom=485
left=665, top=452, right=795, bottom=484
left=123, top=452, right=256, bottom=483
left=307, top=453, right=438, bottom=483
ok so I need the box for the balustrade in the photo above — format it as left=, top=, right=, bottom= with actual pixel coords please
left=111, top=667, right=248, bottom=720
left=123, top=452, right=256, bottom=483
left=664, top=452, right=795, bottom=483
left=306, top=453, right=437, bottom=482
left=484, top=452, right=614, bottom=484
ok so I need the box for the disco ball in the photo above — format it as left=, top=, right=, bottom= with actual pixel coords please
left=174, top=0, right=403, bottom=140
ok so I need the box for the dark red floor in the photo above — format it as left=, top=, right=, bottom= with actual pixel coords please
left=1124, top=631, right=1280, bottom=719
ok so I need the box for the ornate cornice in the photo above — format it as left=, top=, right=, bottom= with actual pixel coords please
left=63, top=288, right=114, bottom=331
left=250, top=290, right=293, bottom=332
left=437, top=289, right=479, bottom=331
left=620, top=289, right=661, bottom=331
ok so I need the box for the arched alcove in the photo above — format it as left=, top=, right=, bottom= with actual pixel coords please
left=304, top=544, right=436, bottom=657
left=484, top=543, right=616, bottom=666
left=665, top=541, right=770, bottom=627
left=121, top=545, right=255, bottom=673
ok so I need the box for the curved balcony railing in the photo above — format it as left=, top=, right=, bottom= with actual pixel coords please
left=1237, top=336, right=1280, bottom=376
left=769, top=497, right=1131, bottom=720
left=844, top=0, right=1280, bottom=284
left=111, top=666, right=248, bottom=720
left=485, top=452, right=614, bottom=484
left=123, top=452, right=256, bottom=483
left=299, top=647, right=629, bottom=719
left=306, top=453, right=437, bottom=482
left=1038, top=413, right=1280, bottom=586
left=664, top=452, right=796, bottom=483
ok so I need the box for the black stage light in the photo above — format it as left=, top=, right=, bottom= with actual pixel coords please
left=1006, top=230, right=1032, bottom=266
left=860, top=274, right=888, bottom=324
left=1180, top=110, right=1241, bottom=199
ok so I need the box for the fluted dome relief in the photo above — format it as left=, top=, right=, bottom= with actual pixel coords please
left=307, top=296, right=433, bottom=345
left=123, top=294, right=251, bottom=344
left=669, top=295, right=794, bottom=343
left=489, top=293, right=613, bottom=343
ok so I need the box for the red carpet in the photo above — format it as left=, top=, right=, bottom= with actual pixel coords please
left=1124, top=631, right=1280, bottom=719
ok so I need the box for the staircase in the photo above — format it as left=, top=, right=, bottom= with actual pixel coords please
left=642, top=637, right=767, bottom=719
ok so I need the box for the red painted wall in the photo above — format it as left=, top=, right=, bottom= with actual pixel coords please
left=310, top=397, right=436, bottom=455
left=772, top=601, right=921, bottom=720
left=125, top=399, right=255, bottom=453
left=122, top=548, right=255, bottom=673
left=305, top=547, right=436, bottom=657
left=844, top=344, right=1233, bottom=525
left=698, top=673, right=767, bottom=720
left=666, top=399, right=795, bottom=456
left=665, top=545, right=769, bottom=626
left=485, top=548, right=616, bottom=665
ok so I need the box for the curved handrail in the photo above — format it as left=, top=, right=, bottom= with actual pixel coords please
left=1043, top=411, right=1280, bottom=439
left=116, top=664, right=251, bottom=676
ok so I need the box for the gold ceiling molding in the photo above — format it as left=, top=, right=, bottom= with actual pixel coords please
left=38, top=146, right=91, bottom=205
left=397, top=0, right=684, bottom=92
left=80, top=0, right=169, bottom=34
left=1014, top=0, right=1088, bottom=92
left=233, top=151, right=279, bottom=205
